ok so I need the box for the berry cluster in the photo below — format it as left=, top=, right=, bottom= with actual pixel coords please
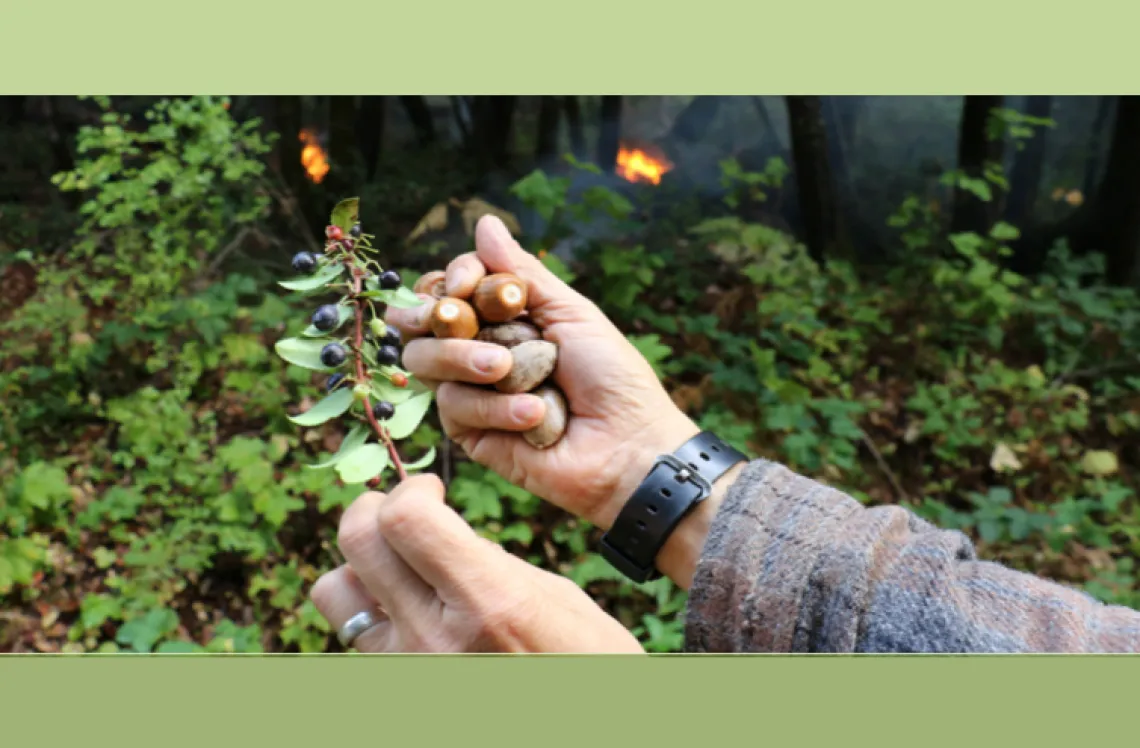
left=274, top=198, right=436, bottom=488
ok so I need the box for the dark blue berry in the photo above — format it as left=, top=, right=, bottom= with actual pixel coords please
left=320, top=343, right=347, bottom=368
left=292, top=251, right=317, bottom=274
left=372, top=401, right=395, bottom=420
left=376, top=345, right=400, bottom=366
left=379, top=270, right=402, bottom=290
left=350, top=223, right=362, bottom=238
left=381, top=329, right=401, bottom=348
left=312, top=304, right=340, bottom=332
left=326, top=373, right=346, bottom=392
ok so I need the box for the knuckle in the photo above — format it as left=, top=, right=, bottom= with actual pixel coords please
left=375, top=492, right=419, bottom=540
left=337, top=493, right=383, bottom=556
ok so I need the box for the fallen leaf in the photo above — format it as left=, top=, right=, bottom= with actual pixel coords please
left=1080, top=450, right=1119, bottom=476
left=407, top=202, right=449, bottom=244
left=990, top=443, right=1022, bottom=473
left=455, top=198, right=521, bottom=237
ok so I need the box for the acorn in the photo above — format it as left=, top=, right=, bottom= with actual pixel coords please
left=524, top=385, right=568, bottom=449
left=473, top=273, right=528, bottom=323
left=495, top=340, right=558, bottom=394
left=475, top=320, right=543, bottom=349
left=429, top=297, right=480, bottom=340
left=413, top=271, right=447, bottom=299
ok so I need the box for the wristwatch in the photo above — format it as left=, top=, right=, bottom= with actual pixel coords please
left=599, top=431, right=748, bottom=583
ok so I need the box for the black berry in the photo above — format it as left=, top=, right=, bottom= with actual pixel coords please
left=320, top=343, right=347, bottom=368
left=350, top=223, right=362, bottom=238
left=326, top=373, right=346, bottom=392
left=381, top=329, right=401, bottom=348
left=376, top=345, right=400, bottom=366
left=379, top=270, right=402, bottom=290
left=372, top=401, right=395, bottom=420
left=291, top=251, right=317, bottom=274
left=312, top=304, right=340, bottom=332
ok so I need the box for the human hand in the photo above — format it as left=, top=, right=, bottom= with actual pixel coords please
left=384, top=216, right=700, bottom=530
left=311, top=474, right=645, bottom=653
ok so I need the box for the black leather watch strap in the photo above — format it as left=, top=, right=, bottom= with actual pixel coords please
left=600, top=432, right=747, bottom=583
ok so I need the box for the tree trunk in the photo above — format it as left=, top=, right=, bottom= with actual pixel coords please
left=535, top=96, right=561, bottom=162
left=328, top=96, right=357, bottom=195
left=596, top=96, right=623, bottom=173
left=564, top=96, right=586, bottom=158
left=820, top=96, right=861, bottom=189
left=950, top=96, right=1004, bottom=235
left=470, top=96, right=517, bottom=171
left=400, top=96, right=436, bottom=147
left=1004, top=95, right=1052, bottom=228
left=785, top=95, right=842, bottom=266
left=356, top=96, right=386, bottom=182
left=1082, top=96, right=1115, bottom=198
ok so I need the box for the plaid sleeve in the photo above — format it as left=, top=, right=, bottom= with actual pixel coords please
left=683, top=460, right=1140, bottom=653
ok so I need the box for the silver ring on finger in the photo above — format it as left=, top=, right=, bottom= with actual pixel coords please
left=337, top=610, right=384, bottom=649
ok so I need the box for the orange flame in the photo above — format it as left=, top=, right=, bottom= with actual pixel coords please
left=299, top=129, right=329, bottom=184
left=616, top=144, right=673, bottom=185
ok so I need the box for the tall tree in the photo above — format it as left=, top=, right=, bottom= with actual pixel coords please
left=1004, top=95, right=1053, bottom=227
left=596, top=96, right=623, bottom=173
left=356, top=96, right=387, bottom=181
left=950, top=95, right=1005, bottom=235
left=535, top=96, right=561, bottom=162
left=820, top=96, right=863, bottom=190
left=1081, top=96, right=1115, bottom=198
left=564, top=97, right=586, bottom=159
left=470, top=96, right=517, bottom=171
left=785, top=95, right=843, bottom=265
left=328, top=96, right=357, bottom=194
left=399, top=96, right=436, bottom=147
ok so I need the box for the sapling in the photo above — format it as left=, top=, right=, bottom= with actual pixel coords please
left=274, top=198, right=436, bottom=487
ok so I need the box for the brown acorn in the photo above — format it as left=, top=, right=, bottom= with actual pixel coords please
left=429, top=297, right=479, bottom=340
left=473, top=273, right=528, bottom=323
left=524, top=385, right=568, bottom=449
left=475, top=320, right=543, bottom=349
left=413, top=270, right=447, bottom=299
left=495, top=340, right=558, bottom=394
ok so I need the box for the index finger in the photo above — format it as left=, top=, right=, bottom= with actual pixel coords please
left=384, top=293, right=435, bottom=338
left=375, top=473, right=507, bottom=601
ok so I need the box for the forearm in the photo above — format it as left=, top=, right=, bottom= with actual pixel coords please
left=683, top=460, right=1140, bottom=653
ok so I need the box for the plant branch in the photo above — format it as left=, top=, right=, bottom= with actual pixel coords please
left=349, top=261, right=407, bottom=483
left=859, top=427, right=909, bottom=504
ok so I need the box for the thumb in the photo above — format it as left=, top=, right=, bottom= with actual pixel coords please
left=474, top=215, right=603, bottom=327
left=385, top=472, right=446, bottom=505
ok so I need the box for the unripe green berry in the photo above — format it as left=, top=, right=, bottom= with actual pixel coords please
left=370, top=318, right=387, bottom=339
left=353, top=384, right=371, bottom=402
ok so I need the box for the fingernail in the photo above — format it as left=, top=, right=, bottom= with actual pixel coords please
left=447, top=267, right=471, bottom=296
left=510, top=396, right=543, bottom=425
left=472, top=346, right=508, bottom=374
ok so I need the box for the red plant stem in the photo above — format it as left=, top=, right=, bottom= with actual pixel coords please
left=349, top=261, right=407, bottom=483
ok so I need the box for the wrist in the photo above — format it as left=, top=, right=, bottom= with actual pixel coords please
left=595, top=418, right=746, bottom=592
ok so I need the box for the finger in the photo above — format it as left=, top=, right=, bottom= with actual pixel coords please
left=376, top=473, right=508, bottom=601
left=474, top=216, right=604, bottom=327
left=445, top=252, right=486, bottom=299
left=436, top=382, right=545, bottom=435
left=338, top=491, right=435, bottom=618
left=384, top=293, right=436, bottom=338
left=401, top=338, right=513, bottom=385
left=310, top=565, right=394, bottom=652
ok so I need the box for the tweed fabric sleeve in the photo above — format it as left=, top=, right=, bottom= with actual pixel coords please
left=683, top=459, right=1140, bottom=653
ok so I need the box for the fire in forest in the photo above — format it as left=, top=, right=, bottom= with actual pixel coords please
left=300, top=129, right=329, bottom=184
left=616, top=144, right=673, bottom=185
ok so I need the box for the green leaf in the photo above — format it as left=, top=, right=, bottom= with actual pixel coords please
left=309, top=424, right=369, bottom=469
left=335, top=443, right=390, bottom=484
left=279, top=262, right=344, bottom=292
left=116, top=608, right=179, bottom=653
left=288, top=387, right=354, bottom=426
left=330, top=197, right=360, bottom=232
left=403, top=446, right=437, bottom=472
left=274, top=337, right=337, bottom=372
left=303, top=302, right=353, bottom=337
left=989, top=221, right=1020, bottom=241
left=359, top=286, right=425, bottom=309
left=369, top=376, right=417, bottom=405
left=386, top=391, right=433, bottom=440
left=1081, top=450, right=1119, bottom=477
